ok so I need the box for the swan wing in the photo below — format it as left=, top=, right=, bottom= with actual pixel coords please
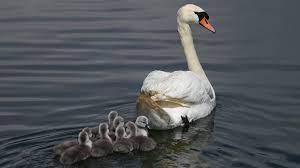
left=141, top=70, right=213, bottom=104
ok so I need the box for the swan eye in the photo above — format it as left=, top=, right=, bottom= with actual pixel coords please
left=194, top=12, right=209, bottom=20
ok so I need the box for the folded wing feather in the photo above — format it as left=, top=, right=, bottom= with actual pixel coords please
left=141, top=70, right=212, bottom=105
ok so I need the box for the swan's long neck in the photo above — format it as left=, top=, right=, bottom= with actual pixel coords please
left=177, top=19, right=216, bottom=100
left=177, top=18, right=205, bottom=77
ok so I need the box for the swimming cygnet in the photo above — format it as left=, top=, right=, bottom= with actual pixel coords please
left=113, top=125, right=133, bottom=153
left=59, top=131, right=92, bottom=165
left=53, top=127, right=92, bottom=156
left=108, top=111, right=118, bottom=131
left=109, top=116, right=125, bottom=141
left=113, top=116, right=125, bottom=131
left=91, top=123, right=113, bottom=157
left=90, top=111, right=119, bottom=141
left=125, top=121, right=156, bottom=151
left=135, top=116, right=149, bottom=136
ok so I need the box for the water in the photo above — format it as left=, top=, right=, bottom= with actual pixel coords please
left=0, top=0, right=299, bottom=167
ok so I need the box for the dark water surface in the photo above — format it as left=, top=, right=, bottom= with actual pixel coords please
left=0, top=0, right=299, bottom=167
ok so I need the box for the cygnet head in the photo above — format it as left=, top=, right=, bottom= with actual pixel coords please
left=113, top=116, right=124, bottom=129
left=125, top=121, right=137, bottom=137
left=115, top=125, right=126, bottom=139
left=78, top=131, right=92, bottom=148
left=82, top=127, right=92, bottom=138
left=135, top=116, right=149, bottom=128
left=108, top=111, right=118, bottom=124
left=177, top=4, right=215, bottom=33
left=99, top=123, right=109, bottom=138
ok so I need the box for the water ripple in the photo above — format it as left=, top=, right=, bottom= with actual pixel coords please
left=0, top=0, right=299, bottom=167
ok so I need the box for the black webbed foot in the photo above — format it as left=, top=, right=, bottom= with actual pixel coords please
left=181, top=115, right=190, bottom=132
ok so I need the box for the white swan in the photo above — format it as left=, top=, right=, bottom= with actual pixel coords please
left=136, top=4, right=216, bottom=130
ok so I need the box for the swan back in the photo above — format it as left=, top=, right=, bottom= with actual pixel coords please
left=141, top=70, right=215, bottom=104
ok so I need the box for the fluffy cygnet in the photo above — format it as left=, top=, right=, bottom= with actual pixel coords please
left=108, top=111, right=118, bottom=131
left=91, top=123, right=113, bottom=157
left=113, top=125, right=133, bottom=153
left=135, top=116, right=149, bottom=136
left=109, top=116, right=125, bottom=141
left=90, top=111, right=119, bottom=141
left=113, top=116, right=125, bottom=131
left=126, top=121, right=156, bottom=151
left=59, top=131, right=92, bottom=165
left=53, top=127, right=92, bottom=156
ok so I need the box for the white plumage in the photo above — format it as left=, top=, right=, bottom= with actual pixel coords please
left=139, top=70, right=215, bottom=129
left=141, top=70, right=213, bottom=104
left=136, top=4, right=216, bottom=130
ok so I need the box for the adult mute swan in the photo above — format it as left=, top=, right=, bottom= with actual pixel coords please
left=136, top=4, right=216, bottom=130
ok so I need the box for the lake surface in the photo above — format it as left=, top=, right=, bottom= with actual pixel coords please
left=0, top=0, right=299, bottom=167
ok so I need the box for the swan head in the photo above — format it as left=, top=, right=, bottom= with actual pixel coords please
left=108, top=110, right=118, bottom=124
left=78, top=131, right=92, bottom=148
left=82, top=127, right=92, bottom=138
left=113, top=116, right=125, bottom=130
left=135, top=116, right=149, bottom=128
left=177, top=4, right=215, bottom=33
left=99, top=122, right=109, bottom=137
left=125, top=121, right=137, bottom=137
left=115, top=125, right=126, bottom=139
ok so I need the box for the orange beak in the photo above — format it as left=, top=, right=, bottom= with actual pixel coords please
left=199, top=17, right=216, bottom=33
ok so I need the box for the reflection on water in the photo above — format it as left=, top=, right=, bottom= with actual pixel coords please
left=0, top=0, right=300, bottom=168
left=86, top=112, right=215, bottom=168
left=0, top=111, right=215, bottom=168
left=146, top=111, right=215, bottom=167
